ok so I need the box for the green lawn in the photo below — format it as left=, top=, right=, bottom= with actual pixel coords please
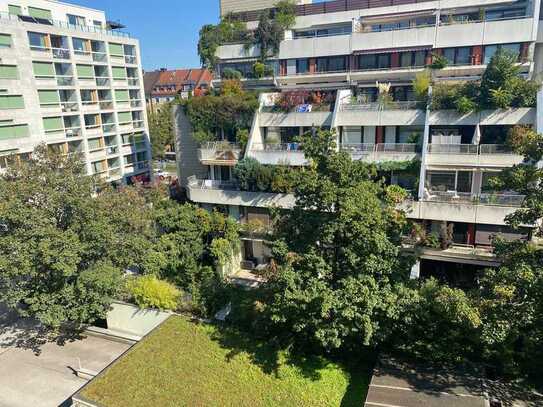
left=79, top=316, right=372, bottom=407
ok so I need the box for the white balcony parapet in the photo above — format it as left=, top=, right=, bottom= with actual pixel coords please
left=249, top=143, right=307, bottom=166
left=340, top=101, right=419, bottom=111
left=426, top=144, right=524, bottom=166
left=341, top=143, right=419, bottom=162
left=198, top=142, right=241, bottom=165
left=423, top=191, right=525, bottom=207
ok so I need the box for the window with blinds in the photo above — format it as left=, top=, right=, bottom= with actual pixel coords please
left=43, top=117, right=64, bottom=132
left=87, top=138, right=103, bottom=150
left=32, top=61, right=54, bottom=77
left=38, top=90, right=60, bottom=106
left=115, top=90, right=129, bottom=102
left=117, top=112, right=132, bottom=123
left=108, top=43, right=124, bottom=56
left=0, top=124, right=29, bottom=140
left=111, top=67, right=126, bottom=80
left=28, top=6, right=52, bottom=20
left=0, top=95, right=24, bottom=109
left=76, top=64, right=94, bottom=78
left=8, top=5, right=22, bottom=15
left=0, top=34, right=12, bottom=49
left=0, top=65, right=18, bottom=79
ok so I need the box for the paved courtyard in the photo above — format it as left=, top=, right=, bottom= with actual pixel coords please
left=0, top=305, right=131, bottom=407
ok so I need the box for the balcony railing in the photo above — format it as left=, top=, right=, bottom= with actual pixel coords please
left=65, top=127, right=82, bottom=138
left=427, top=144, right=479, bottom=154
left=130, top=100, right=142, bottom=108
left=253, top=143, right=302, bottom=152
left=187, top=176, right=238, bottom=191
left=95, top=77, right=110, bottom=86
left=341, top=100, right=419, bottom=111
left=341, top=143, right=419, bottom=154
left=61, top=102, right=78, bottom=112
left=102, top=123, right=116, bottom=134
left=0, top=11, right=131, bottom=38
left=127, top=78, right=139, bottom=86
left=56, top=75, right=74, bottom=86
left=99, top=101, right=114, bottom=110
left=92, top=52, right=108, bottom=62
left=428, top=144, right=520, bottom=155
left=125, top=55, right=137, bottom=64
left=424, top=191, right=525, bottom=207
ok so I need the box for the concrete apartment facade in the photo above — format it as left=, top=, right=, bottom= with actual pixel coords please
left=0, top=0, right=151, bottom=183
left=180, top=0, right=543, bottom=280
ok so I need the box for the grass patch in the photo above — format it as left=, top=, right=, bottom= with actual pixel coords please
left=80, top=316, right=372, bottom=406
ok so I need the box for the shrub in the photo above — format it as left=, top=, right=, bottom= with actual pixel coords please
left=454, top=95, right=477, bottom=114
left=274, top=0, right=297, bottom=30
left=429, top=53, right=448, bottom=70
left=412, top=70, right=431, bottom=105
left=221, top=79, right=243, bottom=96
left=127, top=275, right=181, bottom=311
left=253, top=61, right=266, bottom=78
left=222, top=68, right=242, bottom=80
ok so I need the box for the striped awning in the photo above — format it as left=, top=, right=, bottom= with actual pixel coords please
left=354, top=45, right=432, bottom=55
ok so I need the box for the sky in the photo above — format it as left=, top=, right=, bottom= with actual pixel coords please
left=67, top=0, right=221, bottom=71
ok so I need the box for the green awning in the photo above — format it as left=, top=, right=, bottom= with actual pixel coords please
left=8, top=5, right=22, bottom=15
left=115, top=89, right=129, bottom=102
left=0, top=34, right=12, bottom=47
left=38, top=90, right=60, bottom=105
left=111, top=66, right=126, bottom=79
left=32, top=61, right=54, bottom=77
left=0, top=95, right=24, bottom=109
left=0, top=124, right=29, bottom=140
left=0, top=65, right=17, bottom=79
left=117, top=112, right=132, bottom=123
left=109, top=42, right=124, bottom=56
left=28, top=6, right=52, bottom=19
left=43, top=117, right=64, bottom=132
left=76, top=64, right=94, bottom=78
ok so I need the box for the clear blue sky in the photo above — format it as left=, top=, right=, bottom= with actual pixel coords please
left=68, top=0, right=221, bottom=71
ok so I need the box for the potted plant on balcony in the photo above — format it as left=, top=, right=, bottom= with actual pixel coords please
left=376, top=81, right=393, bottom=110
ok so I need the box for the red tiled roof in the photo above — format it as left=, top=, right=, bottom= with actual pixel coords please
left=146, top=68, right=212, bottom=97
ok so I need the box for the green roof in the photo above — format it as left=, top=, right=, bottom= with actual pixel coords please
left=77, top=316, right=370, bottom=406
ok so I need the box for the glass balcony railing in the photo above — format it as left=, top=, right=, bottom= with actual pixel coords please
left=56, top=75, right=74, bottom=86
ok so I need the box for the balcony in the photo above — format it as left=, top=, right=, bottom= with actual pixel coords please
left=127, top=78, right=139, bottom=86
left=85, top=124, right=102, bottom=136
left=124, top=55, right=137, bottom=64
left=249, top=143, right=307, bottom=166
left=259, top=110, right=333, bottom=127
left=102, top=123, right=117, bottom=134
left=337, top=101, right=425, bottom=126
left=186, top=176, right=295, bottom=209
left=130, top=100, right=142, bottom=108
left=426, top=144, right=524, bottom=167
left=56, top=75, right=74, bottom=86
left=351, top=25, right=435, bottom=54
left=81, top=101, right=100, bottom=113
left=341, top=143, right=419, bottom=162
left=198, top=142, right=241, bottom=165
left=99, top=101, right=114, bottom=110
left=65, top=127, right=82, bottom=138
left=95, top=77, right=110, bottom=87
left=61, top=102, right=78, bottom=113
left=92, top=52, right=108, bottom=63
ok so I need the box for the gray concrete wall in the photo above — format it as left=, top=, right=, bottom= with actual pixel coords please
left=106, top=301, right=171, bottom=337
left=174, top=104, right=208, bottom=187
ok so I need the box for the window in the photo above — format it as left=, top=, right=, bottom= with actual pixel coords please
left=76, top=64, right=94, bottom=78
left=111, top=66, right=127, bottom=80
left=109, top=43, right=124, bottom=56
left=28, top=32, right=48, bottom=50
left=400, top=52, right=412, bottom=67
left=28, top=7, right=52, bottom=20
left=72, top=38, right=88, bottom=54
left=377, top=54, right=391, bottom=69
left=0, top=124, right=29, bottom=140
left=0, top=65, right=18, bottom=79
left=359, top=54, right=377, bottom=70
left=442, top=47, right=472, bottom=65
left=67, top=14, right=86, bottom=26
left=38, top=90, right=60, bottom=106
left=115, top=89, right=129, bottom=102
left=0, top=95, right=24, bottom=109
left=413, top=50, right=427, bottom=66
left=0, top=34, right=12, bottom=49
left=316, top=57, right=328, bottom=72
left=296, top=59, right=308, bottom=74
left=485, top=7, right=526, bottom=21
left=87, top=138, right=103, bottom=150
left=328, top=56, right=346, bottom=72
left=32, top=61, right=55, bottom=77
left=484, top=43, right=521, bottom=64
left=93, top=20, right=103, bottom=28
left=42, top=117, right=64, bottom=132
left=8, top=4, right=21, bottom=16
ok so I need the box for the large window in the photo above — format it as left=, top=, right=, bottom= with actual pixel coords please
left=427, top=171, right=473, bottom=193
left=296, top=59, right=308, bottom=74
left=484, top=43, right=521, bottom=64
left=328, top=56, right=346, bottom=71
left=294, top=24, right=351, bottom=38
left=28, top=32, right=47, bottom=50
left=0, top=34, right=12, bottom=49
left=67, top=14, right=86, bottom=26
left=442, top=47, right=472, bottom=65
left=399, top=50, right=428, bottom=67
left=357, top=53, right=391, bottom=70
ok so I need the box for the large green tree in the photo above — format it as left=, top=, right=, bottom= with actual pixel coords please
left=0, top=146, right=154, bottom=327
left=261, top=130, right=415, bottom=351
left=476, top=126, right=543, bottom=376
left=148, top=102, right=174, bottom=160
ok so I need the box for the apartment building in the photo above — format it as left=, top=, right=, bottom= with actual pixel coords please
left=181, top=0, right=543, bottom=282
left=144, top=68, right=212, bottom=108
left=0, top=0, right=151, bottom=183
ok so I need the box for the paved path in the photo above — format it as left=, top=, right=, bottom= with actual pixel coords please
left=0, top=305, right=131, bottom=407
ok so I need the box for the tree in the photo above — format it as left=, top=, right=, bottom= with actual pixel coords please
left=261, top=130, right=415, bottom=351
left=148, top=102, right=174, bottom=160
left=0, top=146, right=154, bottom=327
left=476, top=126, right=543, bottom=376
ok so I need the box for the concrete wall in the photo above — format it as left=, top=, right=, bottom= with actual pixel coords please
left=174, top=105, right=208, bottom=186
left=259, top=111, right=333, bottom=127
left=106, top=301, right=171, bottom=337
left=187, top=186, right=296, bottom=209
